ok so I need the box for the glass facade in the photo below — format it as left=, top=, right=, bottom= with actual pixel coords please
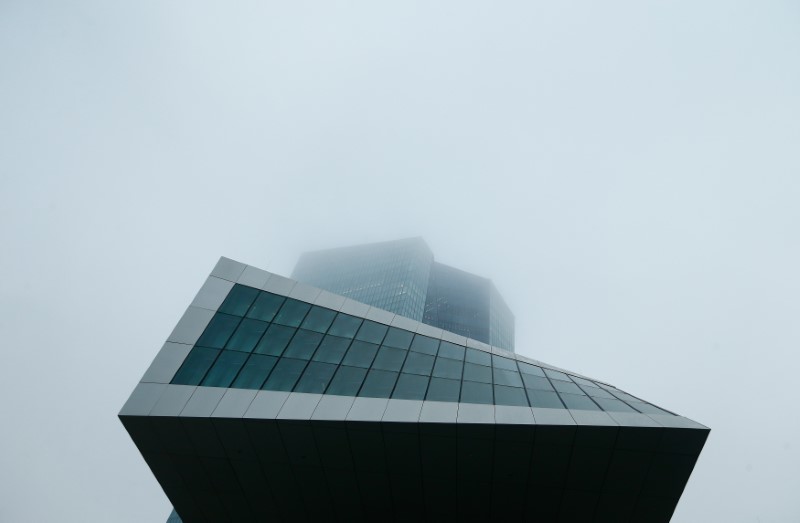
left=171, top=284, right=672, bottom=415
left=290, top=238, right=515, bottom=351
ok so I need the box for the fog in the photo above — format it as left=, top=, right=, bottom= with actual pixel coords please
left=1, top=1, right=799, bottom=521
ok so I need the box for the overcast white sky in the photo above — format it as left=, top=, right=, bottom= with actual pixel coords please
left=2, top=1, right=799, bottom=521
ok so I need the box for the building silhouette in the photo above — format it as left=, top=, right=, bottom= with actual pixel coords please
left=121, top=248, right=708, bottom=522
left=291, top=238, right=514, bottom=351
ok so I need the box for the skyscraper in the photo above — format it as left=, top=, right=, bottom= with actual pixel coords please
left=121, top=251, right=709, bottom=522
left=292, top=238, right=514, bottom=351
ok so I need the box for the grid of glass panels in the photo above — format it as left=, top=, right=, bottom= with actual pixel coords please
left=171, top=284, right=673, bottom=414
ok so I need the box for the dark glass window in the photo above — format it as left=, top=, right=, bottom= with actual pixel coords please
left=201, top=351, right=248, bottom=388
left=253, top=324, right=296, bottom=356
left=628, top=401, right=671, bottom=415
left=294, top=361, right=337, bottom=394
left=283, top=329, right=323, bottom=360
left=409, top=335, right=439, bottom=355
left=392, top=373, right=429, bottom=400
left=582, top=386, right=616, bottom=399
left=327, top=366, right=367, bottom=396
left=462, top=362, right=492, bottom=383
left=218, top=284, right=259, bottom=316
left=493, top=368, right=523, bottom=387
left=593, top=398, right=637, bottom=412
left=544, top=369, right=571, bottom=382
left=465, top=348, right=491, bottom=366
left=382, top=327, right=413, bottom=350
left=355, top=320, right=388, bottom=344
left=195, top=313, right=240, bottom=349
left=262, top=358, right=307, bottom=391
left=172, top=347, right=219, bottom=385
left=571, top=376, right=598, bottom=388
left=438, top=342, right=465, bottom=361
left=553, top=381, right=584, bottom=395
left=311, top=335, right=351, bottom=365
left=494, top=385, right=529, bottom=406
left=246, top=293, right=285, bottom=322
left=522, top=374, right=554, bottom=391
left=342, top=340, right=379, bottom=368
left=231, top=354, right=277, bottom=389
left=518, top=362, right=545, bottom=377
left=492, top=355, right=518, bottom=371
left=359, top=369, right=399, bottom=398
left=273, top=299, right=311, bottom=327
left=426, top=377, right=460, bottom=402
left=328, top=314, right=362, bottom=338
left=460, top=381, right=493, bottom=404
left=402, top=351, right=435, bottom=376
left=560, top=393, right=600, bottom=411
left=528, top=389, right=564, bottom=409
left=300, top=307, right=336, bottom=333
left=372, top=346, right=408, bottom=372
left=432, top=357, right=463, bottom=379
left=225, top=318, right=269, bottom=353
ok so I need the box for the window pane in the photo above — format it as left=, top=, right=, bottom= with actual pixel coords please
left=522, top=375, right=553, bottom=391
left=311, top=335, right=351, bottom=365
left=518, top=362, right=545, bottom=377
left=392, top=373, right=429, bottom=400
left=460, top=381, right=493, bottom=404
left=283, top=329, right=323, bottom=360
left=218, top=284, right=259, bottom=316
left=628, top=401, right=672, bottom=415
left=463, top=362, right=492, bottom=383
left=342, top=340, right=379, bottom=368
left=409, top=335, right=439, bottom=355
left=253, top=324, right=296, bottom=356
left=571, top=376, right=598, bottom=388
left=300, top=307, right=337, bottom=333
left=438, top=342, right=465, bottom=361
left=493, top=368, right=523, bottom=387
left=544, top=369, right=571, bottom=382
left=359, top=370, right=399, bottom=398
left=593, top=398, right=637, bottom=413
left=273, top=299, right=311, bottom=327
left=196, top=313, right=240, bottom=349
left=582, top=386, right=615, bottom=399
left=246, top=293, right=285, bottom=322
left=432, top=357, right=463, bottom=379
left=373, top=346, right=408, bottom=372
left=402, top=352, right=435, bottom=376
left=327, top=366, right=367, bottom=396
left=262, top=358, right=307, bottom=391
left=231, top=354, right=277, bottom=389
left=172, top=347, right=219, bottom=385
left=426, top=377, right=460, bottom=402
left=553, top=381, right=583, bottom=395
left=225, top=318, right=269, bottom=353
left=528, top=389, right=564, bottom=409
left=355, top=320, right=388, bottom=344
left=560, top=393, right=600, bottom=411
left=328, top=314, right=362, bottom=338
left=465, top=348, right=491, bottom=366
left=494, top=385, right=528, bottom=406
left=294, top=361, right=337, bottom=394
left=201, top=351, right=248, bottom=388
left=382, top=327, right=413, bottom=350
left=492, top=355, right=518, bottom=371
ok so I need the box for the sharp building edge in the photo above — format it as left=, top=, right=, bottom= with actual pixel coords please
left=121, top=252, right=708, bottom=522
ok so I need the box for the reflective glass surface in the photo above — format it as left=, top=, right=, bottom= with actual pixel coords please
left=171, top=285, right=674, bottom=414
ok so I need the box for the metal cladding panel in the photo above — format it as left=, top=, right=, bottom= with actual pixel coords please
left=120, top=256, right=710, bottom=523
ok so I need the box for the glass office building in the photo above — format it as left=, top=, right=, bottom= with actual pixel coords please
left=292, top=238, right=515, bottom=351
left=121, top=256, right=708, bottom=522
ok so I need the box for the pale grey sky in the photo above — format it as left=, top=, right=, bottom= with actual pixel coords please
left=1, top=1, right=799, bottom=521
